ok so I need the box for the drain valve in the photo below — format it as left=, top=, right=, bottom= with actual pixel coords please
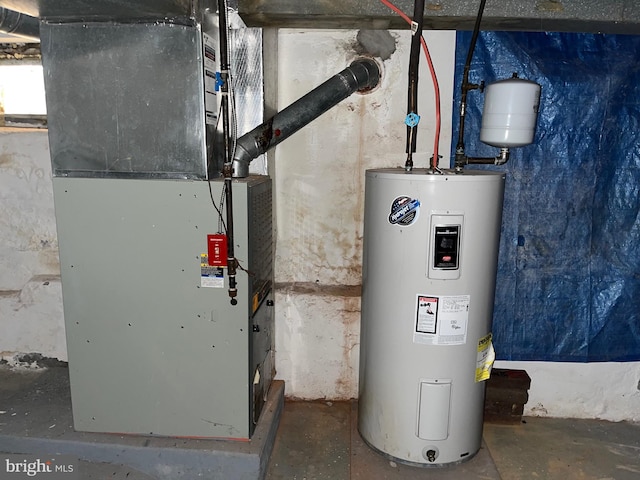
left=423, top=446, right=439, bottom=463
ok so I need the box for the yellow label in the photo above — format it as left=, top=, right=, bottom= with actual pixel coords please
left=475, top=333, right=495, bottom=382
left=252, top=294, right=259, bottom=313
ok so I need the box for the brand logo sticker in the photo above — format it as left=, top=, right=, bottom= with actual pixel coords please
left=388, top=196, right=420, bottom=226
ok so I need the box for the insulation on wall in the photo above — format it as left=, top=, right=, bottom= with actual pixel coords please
left=452, top=31, right=640, bottom=362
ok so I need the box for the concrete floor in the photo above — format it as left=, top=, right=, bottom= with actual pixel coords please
left=0, top=365, right=283, bottom=479
left=266, top=401, right=640, bottom=480
left=2, top=366, right=640, bottom=479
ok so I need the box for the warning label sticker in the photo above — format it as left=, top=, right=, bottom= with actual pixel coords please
left=414, top=294, right=470, bottom=346
left=475, top=333, right=496, bottom=382
left=201, top=253, right=225, bottom=288
left=201, top=268, right=224, bottom=288
left=416, top=296, right=438, bottom=334
left=203, top=32, right=218, bottom=126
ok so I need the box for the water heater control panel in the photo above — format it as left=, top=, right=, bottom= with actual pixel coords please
left=428, top=214, right=464, bottom=280
left=433, top=226, right=460, bottom=269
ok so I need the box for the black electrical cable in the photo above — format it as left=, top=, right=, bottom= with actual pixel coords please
left=207, top=178, right=227, bottom=234
left=207, top=101, right=228, bottom=234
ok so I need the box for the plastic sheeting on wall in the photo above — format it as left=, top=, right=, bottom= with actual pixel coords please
left=452, top=31, right=640, bottom=362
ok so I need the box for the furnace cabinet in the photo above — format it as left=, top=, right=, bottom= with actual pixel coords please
left=42, top=13, right=274, bottom=439
left=53, top=176, right=274, bottom=439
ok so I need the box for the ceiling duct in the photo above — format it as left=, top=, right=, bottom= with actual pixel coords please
left=0, top=0, right=203, bottom=21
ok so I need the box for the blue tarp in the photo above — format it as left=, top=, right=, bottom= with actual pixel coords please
left=452, top=31, right=640, bottom=362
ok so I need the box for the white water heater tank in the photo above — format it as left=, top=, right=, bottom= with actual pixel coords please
left=359, top=168, right=505, bottom=466
left=480, top=77, right=541, bottom=148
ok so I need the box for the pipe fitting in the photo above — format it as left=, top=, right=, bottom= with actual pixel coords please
left=494, top=147, right=510, bottom=165
left=231, top=144, right=252, bottom=178
left=455, top=147, right=510, bottom=168
left=350, top=57, right=381, bottom=94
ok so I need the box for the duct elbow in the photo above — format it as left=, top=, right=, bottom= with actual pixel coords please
left=231, top=143, right=254, bottom=178
left=231, top=158, right=249, bottom=178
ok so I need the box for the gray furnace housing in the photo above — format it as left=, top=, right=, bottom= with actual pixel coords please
left=41, top=6, right=275, bottom=439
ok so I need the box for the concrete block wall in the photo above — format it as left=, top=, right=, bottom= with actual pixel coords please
left=0, top=129, right=66, bottom=365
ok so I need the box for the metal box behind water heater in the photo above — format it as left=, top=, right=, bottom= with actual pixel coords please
left=359, top=169, right=505, bottom=466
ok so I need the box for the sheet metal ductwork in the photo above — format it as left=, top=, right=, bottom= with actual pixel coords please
left=0, top=1, right=203, bottom=21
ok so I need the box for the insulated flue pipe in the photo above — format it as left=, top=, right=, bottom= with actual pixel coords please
left=405, top=0, right=425, bottom=172
left=231, top=58, right=381, bottom=178
left=0, top=8, right=39, bottom=41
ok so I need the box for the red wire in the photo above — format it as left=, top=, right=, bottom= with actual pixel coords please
left=379, top=0, right=442, bottom=169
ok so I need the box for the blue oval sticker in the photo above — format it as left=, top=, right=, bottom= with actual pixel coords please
left=389, top=196, right=420, bottom=226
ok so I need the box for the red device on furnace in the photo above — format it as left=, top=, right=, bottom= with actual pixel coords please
left=207, top=234, right=228, bottom=267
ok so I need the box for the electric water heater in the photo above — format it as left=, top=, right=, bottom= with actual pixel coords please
left=358, top=168, right=505, bottom=466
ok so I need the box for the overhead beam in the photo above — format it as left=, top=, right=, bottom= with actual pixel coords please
left=238, top=0, right=640, bottom=35
left=1, top=0, right=638, bottom=34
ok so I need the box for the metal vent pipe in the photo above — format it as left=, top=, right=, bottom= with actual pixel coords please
left=0, top=8, right=39, bottom=41
left=231, top=57, right=380, bottom=177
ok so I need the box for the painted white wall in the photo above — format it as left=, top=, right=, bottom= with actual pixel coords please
left=1, top=30, right=639, bottom=422
left=495, top=360, right=640, bottom=423
left=273, top=28, right=455, bottom=399
left=0, top=129, right=66, bottom=364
